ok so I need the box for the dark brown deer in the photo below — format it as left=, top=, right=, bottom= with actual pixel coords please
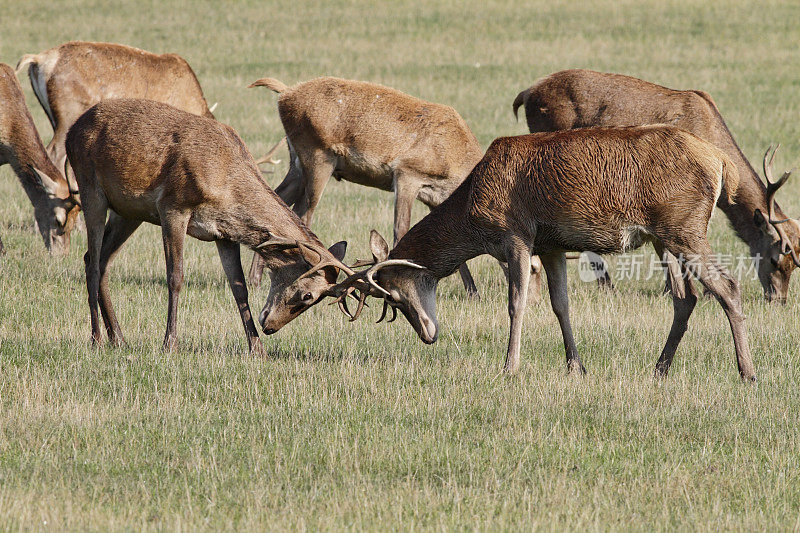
left=17, top=41, right=215, bottom=193
left=0, top=63, right=79, bottom=254
left=330, top=126, right=762, bottom=381
left=66, top=98, right=352, bottom=355
left=245, top=76, right=488, bottom=298
left=513, top=69, right=800, bottom=302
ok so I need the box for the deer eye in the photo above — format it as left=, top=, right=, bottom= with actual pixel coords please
left=302, top=292, right=314, bottom=302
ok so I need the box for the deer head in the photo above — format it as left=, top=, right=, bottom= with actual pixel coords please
left=327, top=230, right=440, bottom=344
left=32, top=167, right=81, bottom=255
left=752, top=145, right=800, bottom=303
left=257, top=236, right=351, bottom=334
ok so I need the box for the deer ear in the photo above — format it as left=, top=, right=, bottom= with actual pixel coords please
left=328, top=241, right=347, bottom=262
left=369, top=230, right=389, bottom=263
left=33, top=167, right=60, bottom=195
left=754, top=209, right=774, bottom=235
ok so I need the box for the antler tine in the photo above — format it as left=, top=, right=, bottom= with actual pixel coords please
left=350, top=258, right=376, bottom=268
left=298, top=241, right=356, bottom=276
left=364, top=259, right=427, bottom=298
left=762, top=145, right=792, bottom=221
left=760, top=145, right=799, bottom=266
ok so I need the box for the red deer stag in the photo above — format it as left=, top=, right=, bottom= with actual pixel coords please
left=66, top=99, right=352, bottom=355
left=513, top=69, right=800, bottom=302
left=17, top=41, right=215, bottom=194
left=330, top=126, right=761, bottom=381
left=0, top=63, right=79, bottom=254
left=245, top=76, right=490, bottom=298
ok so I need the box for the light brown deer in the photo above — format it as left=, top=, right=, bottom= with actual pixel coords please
left=66, top=98, right=352, bottom=355
left=17, top=41, right=215, bottom=193
left=513, top=69, right=800, bottom=302
left=330, top=126, right=764, bottom=381
left=0, top=63, right=79, bottom=254
left=245, top=76, right=488, bottom=298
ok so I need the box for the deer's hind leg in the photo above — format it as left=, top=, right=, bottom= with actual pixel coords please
left=79, top=179, right=109, bottom=346
left=160, top=211, right=191, bottom=352
left=97, top=212, right=142, bottom=346
left=663, top=237, right=756, bottom=381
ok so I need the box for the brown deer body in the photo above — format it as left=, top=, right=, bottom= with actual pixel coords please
left=0, top=63, right=78, bottom=254
left=334, top=126, right=758, bottom=381
left=513, top=69, right=800, bottom=302
left=66, top=99, right=351, bottom=355
left=246, top=76, right=486, bottom=297
left=17, top=41, right=214, bottom=193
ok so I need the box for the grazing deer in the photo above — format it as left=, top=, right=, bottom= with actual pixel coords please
left=0, top=63, right=79, bottom=254
left=66, top=98, right=352, bottom=355
left=513, top=69, right=800, bottom=302
left=245, top=76, right=488, bottom=298
left=330, top=126, right=763, bottom=381
left=17, top=41, right=214, bottom=193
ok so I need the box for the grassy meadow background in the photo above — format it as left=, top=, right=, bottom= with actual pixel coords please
left=2, top=0, right=800, bottom=529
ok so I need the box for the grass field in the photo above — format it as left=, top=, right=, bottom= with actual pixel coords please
left=2, top=0, right=800, bottom=529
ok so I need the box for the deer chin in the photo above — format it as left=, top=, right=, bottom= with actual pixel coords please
left=402, top=306, right=438, bottom=344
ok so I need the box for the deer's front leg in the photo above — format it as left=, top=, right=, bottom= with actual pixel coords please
left=540, top=252, right=585, bottom=374
left=503, top=239, right=532, bottom=374
left=161, top=213, right=190, bottom=352
left=216, top=240, right=266, bottom=357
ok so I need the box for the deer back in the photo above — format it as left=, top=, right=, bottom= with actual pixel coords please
left=276, top=77, right=482, bottom=180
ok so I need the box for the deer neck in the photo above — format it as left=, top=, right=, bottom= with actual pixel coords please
left=390, top=180, right=483, bottom=279
left=228, top=185, right=325, bottom=270
left=714, top=145, right=792, bottom=253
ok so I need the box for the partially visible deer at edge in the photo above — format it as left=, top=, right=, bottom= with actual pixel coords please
left=0, top=63, right=79, bottom=254
left=513, top=68, right=800, bottom=302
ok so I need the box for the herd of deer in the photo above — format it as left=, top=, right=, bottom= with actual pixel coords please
left=4, top=41, right=800, bottom=382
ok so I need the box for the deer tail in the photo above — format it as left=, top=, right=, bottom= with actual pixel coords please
left=247, top=77, right=289, bottom=93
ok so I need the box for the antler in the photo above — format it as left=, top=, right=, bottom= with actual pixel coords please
left=256, top=234, right=356, bottom=278
left=324, top=258, right=427, bottom=321
left=762, top=146, right=800, bottom=267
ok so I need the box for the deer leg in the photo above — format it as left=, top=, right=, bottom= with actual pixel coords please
left=500, top=258, right=542, bottom=304
left=294, top=150, right=335, bottom=227
left=97, top=212, right=142, bottom=346
left=81, top=187, right=109, bottom=346
left=654, top=251, right=697, bottom=377
left=216, top=240, right=266, bottom=357
left=593, top=255, right=614, bottom=290
left=652, top=241, right=680, bottom=295
left=160, top=213, right=190, bottom=352
left=540, top=252, right=585, bottom=374
left=502, top=239, right=532, bottom=373
left=674, top=244, right=756, bottom=381
left=0, top=235, right=4, bottom=255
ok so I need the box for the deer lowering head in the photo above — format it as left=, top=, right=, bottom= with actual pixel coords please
left=256, top=236, right=350, bottom=334
left=0, top=62, right=79, bottom=254
left=66, top=98, right=349, bottom=355
left=330, top=126, right=757, bottom=381
left=752, top=145, right=800, bottom=303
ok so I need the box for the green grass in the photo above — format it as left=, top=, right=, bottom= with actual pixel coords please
left=2, top=0, right=800, bottom=529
